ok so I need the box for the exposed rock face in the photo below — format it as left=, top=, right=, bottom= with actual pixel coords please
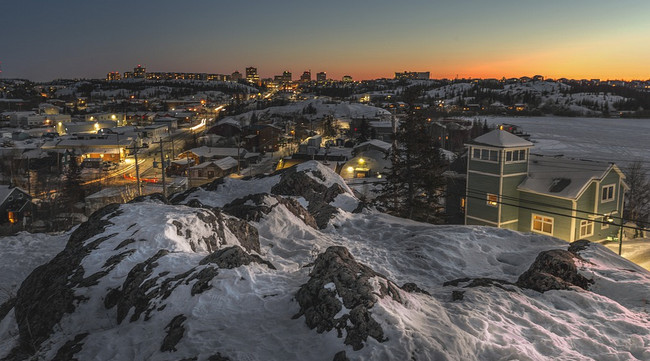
left=295, top=246, right=401, bottom=351
left=271, top=167, right=348, bottom=229
left=52, top=333, right=88, bottom=361
left=223, top=193, right=318, bottom=229
left=199, top=246, right=276, bottom=270
left=516, top=247, right=594, bottom=293
left=161, top=315, right=187, bottom=352
left=4, top=204, right=121, bottom=361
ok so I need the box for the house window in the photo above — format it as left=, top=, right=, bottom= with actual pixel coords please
left=506, top=149, right=527, bottom=162
left=473, top=148, right=498, bottom=162
left=601, top=214, right=613, bottom=229
left=532, top=214, right=553, bottom=235
left=579, top=220, right=594, bottom=238
left=486, top=193, right=498, bottom=207
left=601, top=184, right=615, bottom=203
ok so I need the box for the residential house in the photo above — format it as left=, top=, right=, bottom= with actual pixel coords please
left=465, top=129, right=627, bottom=242
left=0, top=185, right=33, bottom=226
left=188, top=157, right=238, bottom=187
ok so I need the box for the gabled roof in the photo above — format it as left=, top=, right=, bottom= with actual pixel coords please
left=468, top=129, right=533, bottom=148
left=517, top=155, right=618, bottom=200
left=0, top=185, right=29, bottom=205
left=354, top=139, right=392, bottom=152
left=187, top=146, right=245, bottom=158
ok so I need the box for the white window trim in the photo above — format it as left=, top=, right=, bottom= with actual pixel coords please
left=601, top=184, right=616, bottom=203
left=471, top=147, right=499, bottom=164
left=505, top=148, right=528, bottom=164
left=579, top=220, right=594, bottom=238
left=531, top=213, right=554, bottom=236
left=486, top=193, right=498, bottom=207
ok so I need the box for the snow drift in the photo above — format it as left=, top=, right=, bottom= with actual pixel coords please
left=0, top=161, right=649, bottom=361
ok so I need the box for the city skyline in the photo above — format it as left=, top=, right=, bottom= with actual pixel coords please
left=2, top=0, right=650, bottom=82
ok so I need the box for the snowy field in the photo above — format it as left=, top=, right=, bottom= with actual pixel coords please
left=485, top=116, right=650, bottom=169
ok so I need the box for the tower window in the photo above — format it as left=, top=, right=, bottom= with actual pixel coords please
left=486, top=193, right=498, bottom=207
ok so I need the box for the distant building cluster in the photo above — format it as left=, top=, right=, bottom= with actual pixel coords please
left=107, top=65, right=350, bottom=85
left=395, top=71, right=430, bottom=80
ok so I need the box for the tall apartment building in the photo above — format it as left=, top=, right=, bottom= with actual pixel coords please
left=245, top=67, right=260, bottom=84
left=300, top=70, right=311, bottom=82
left=106, top=72, right=121, bottom=81
left=316, top=71, right=327, bottom=83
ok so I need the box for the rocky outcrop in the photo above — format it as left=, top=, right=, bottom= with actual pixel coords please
left=295, top=246, right=401, bottom=351
left=199, top=246, right=275, bottom=270
left=271, top=167, right=349, bottom=228
left=161, top=314, right=187, bottom=352
left=516, top=242, right=594, bottom=293
left=223, top=193, right=318, bottom=229
left=4, top=204, right=122, bottom=361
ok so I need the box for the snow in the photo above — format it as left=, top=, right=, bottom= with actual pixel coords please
left=471, top=129, right=534, bottom=148
left=0, top=232, right=67, bottom=304
left=1, top=162, right=650, bottom=360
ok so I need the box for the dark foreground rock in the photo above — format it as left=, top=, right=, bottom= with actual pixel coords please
left=516, top=242, right=594, bottom=293
left=271, top=166, right=350, bottom=228
left=295, top=246, right=404, bottom=351
left=223, top=193, right=318, bottom=229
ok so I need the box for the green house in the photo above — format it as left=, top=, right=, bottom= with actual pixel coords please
left=465, top=129, right=628, bottom=242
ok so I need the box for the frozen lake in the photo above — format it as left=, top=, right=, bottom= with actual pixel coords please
left=484, top=116, right=650, bottom=170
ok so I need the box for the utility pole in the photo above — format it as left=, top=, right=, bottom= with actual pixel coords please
left=618, top=217, right=625, bottom=256
left=159, top=138, right=167, bottom=197
left=126, top=144, right=148, bottom=196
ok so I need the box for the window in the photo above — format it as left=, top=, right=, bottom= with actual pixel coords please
left=579, top=220, right=594, bottom=238
left=473, top=148, right=499, bottom=162
left=601, top=184, right=615, bottom=202
left=506, top=149, right=527, bottom=163
left=601, top=214, right=612, bottom=229
left=486, top=193, right=498, bottom=207
left=532, top=214, right=553, bottom=235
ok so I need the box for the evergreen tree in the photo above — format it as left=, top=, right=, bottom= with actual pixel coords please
left=377, top=113, right=446, bottom=223
left=61, top=153, right=84, bottom=213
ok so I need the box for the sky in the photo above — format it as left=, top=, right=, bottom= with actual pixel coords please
left=1, top=0, right=649, bottom=82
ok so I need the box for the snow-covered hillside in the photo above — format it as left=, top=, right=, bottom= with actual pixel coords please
left=426, top=81, right=634, bottom=115
left=221, top=99, right=391, bottom=127
left=0, top=162, right=649, bottom=360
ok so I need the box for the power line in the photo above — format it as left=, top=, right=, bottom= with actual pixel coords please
left=457, top=190, right=644, bottom=233
left=464, top=187, right=635, bottom=223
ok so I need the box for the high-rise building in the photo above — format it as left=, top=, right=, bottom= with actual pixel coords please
left=342, top=75, right=353, bottom=82
left=106, top=72, right=121, bottom=81
left=282, top=71, right=292, bottom=83
left=300, top=70, right=311, bottom=82
left=231, top=71, right=242, bottom=81
left=134, top=65, right=146, bottom=78
left=245, top=67, right=260, bottom=84
left=316, top=71, right=327, bottom=83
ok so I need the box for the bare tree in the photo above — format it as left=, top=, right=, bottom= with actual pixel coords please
left=624, top=161, right=650, bottom=237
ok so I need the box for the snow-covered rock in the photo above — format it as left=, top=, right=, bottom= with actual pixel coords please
left=1, top=162, right=649, bottom=360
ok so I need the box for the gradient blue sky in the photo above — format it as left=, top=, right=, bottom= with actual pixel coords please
left=2, top=0, right=649, bottom=82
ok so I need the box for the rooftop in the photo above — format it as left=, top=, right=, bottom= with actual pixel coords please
left=469, top=129, right=533, bottom=148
